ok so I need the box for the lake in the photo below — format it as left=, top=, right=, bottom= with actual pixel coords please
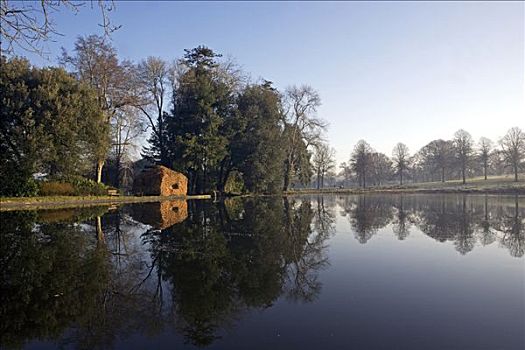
left=1, top=194, right=524, bottom=350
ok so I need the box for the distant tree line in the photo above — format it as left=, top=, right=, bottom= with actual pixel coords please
left=1, top=37, right=328, bottom=196
left=340, top=127, right=525, bottom=188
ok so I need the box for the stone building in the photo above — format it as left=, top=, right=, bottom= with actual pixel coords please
left=133, top=165, right=188, bottom=196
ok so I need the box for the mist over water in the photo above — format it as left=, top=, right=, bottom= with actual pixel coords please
left=1, top=194, right=523, bottom=349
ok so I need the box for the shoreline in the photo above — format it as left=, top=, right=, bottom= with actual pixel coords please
left=0, top=194, right=212, bottom=211
left=2, top=183, right=523, bottom=211
left=284, top=186, right=525, bottom=196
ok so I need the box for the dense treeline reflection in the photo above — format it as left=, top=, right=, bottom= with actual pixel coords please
left=337, top=194, right=524, bottom=257
left=0, top=195, right=522, bottom=348
left=0, top=197, right=332, bottom=348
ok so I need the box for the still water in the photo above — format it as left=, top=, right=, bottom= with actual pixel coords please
left=1, top=194, right=524, bottom=350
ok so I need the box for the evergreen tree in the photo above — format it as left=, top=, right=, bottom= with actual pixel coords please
left=231, top=81, right=285, bottom=193
left=167, top=46, right=235, bottom=193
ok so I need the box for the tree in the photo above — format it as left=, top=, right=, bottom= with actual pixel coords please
left=392, top=143, right=410, bottom=185
left=453, top=129, right=474, bottom=184
left=312, top=143, right=336, bottom=189
left=499, top=127, right=525, bottom=182
left=418, top=139, right=454, bottom=182
left=478, top=137, right=492, bottom=180
left=350, top=140, right=373, bottom=188
left=108, top=106, right=144, bottom=189
left=282, top=85, right=326, bottom=191
left=0, top=56, right=107, bottom=196
left=230, top=81, right=285, bottom=193
left=61, top=35, right=138, bottom=183
left=369, top=152, right=393, bottom=186
left=1, top=0, right=119, bottom=56
left=167, top=46, right=235, bottom=193
left=134, top=57, right=171, bottom=165
left=338, top=162, right=352, bottom=187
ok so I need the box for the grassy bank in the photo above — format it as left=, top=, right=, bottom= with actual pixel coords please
left=286, top=175, right=525, bottom=195
left=0, top=194, right=211, bottom=211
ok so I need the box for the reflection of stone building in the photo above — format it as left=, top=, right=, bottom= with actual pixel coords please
left=133, top=165, right=188, bottom=196
left=131, top=200, right=188, bottom=229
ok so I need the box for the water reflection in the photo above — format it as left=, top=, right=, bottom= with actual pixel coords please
left=336, top=194, right=524, bottom=257
left=0, top=194, right=523, bottom=349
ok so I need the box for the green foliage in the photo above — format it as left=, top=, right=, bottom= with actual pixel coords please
left=231, top=82, right=285, bottom=193
left=224, top=171, right=244, bottom=194
left=0, top=56, right=107, bottom=196
left=60, top=175, right=109, bottom=196
left=0, top=166, right=39, bottom=197
left=167, top=46, right=233, bottom=193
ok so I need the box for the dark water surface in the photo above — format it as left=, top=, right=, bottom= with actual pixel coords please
left=1, top=194, right=524, bottom=350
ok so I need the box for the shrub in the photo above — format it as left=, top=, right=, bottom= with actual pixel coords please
left=63, top=176, right=107, bottom=196
left=0, top=166, right=39, bottom=197
left=38, top=176, right=109, bottom=196
left=60, top=176, right=109, bottom=196
left=39, top=182, right=76, bottom=196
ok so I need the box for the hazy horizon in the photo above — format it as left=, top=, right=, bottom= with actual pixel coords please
left=20, top=1, right=524, bottom=165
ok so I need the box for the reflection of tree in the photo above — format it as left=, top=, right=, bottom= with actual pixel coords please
left=415, top=198, right=457, bottom=243
left=335, top=194, right=524, bottom=258
left=413, top=195, right=476, bottom=254
left=453, top=197, right=475, bottom=255
left=495, top=197, right=524, bottom=258
left=476, top=196, right=496, bottom=246
left=283, top=198, right=329, bottom=303
left=412, top=195, right=525, bottom=256
left=0, top=209, right=163, bottom=349
left=341, top=195, right=393, bottom=244
left=139, top=197, right=330, bottom=346
left=0, top=211, right=110, bottom=349
left=392, top=196, right=412, bottom=240
left=2, top=195, right=523, bottom=348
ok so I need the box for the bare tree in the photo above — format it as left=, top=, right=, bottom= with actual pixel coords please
left=282, top=85, right=326, bottom=191
left=499, top=127, right=525, bottom=182
left=419, top=139, right=454, bottom=183
left=338, top=162, right=352, bottom=187
left=478, top=137, right=492, bottom=180
left=453, top=129, right=474, bottom=184
left=392, top=142, right=410, bottom=185
left=134, top=57, right=170, bottom=165
left=369, top=152, right=393, bottom=186
left=350, top=140, right=373, bottom=188
left=61, top=35, right=139, bottom=183
left=312, top=143, right=336, bottom=189
left=1, top=0, right=119, bottom=56
left=110, top=107, right=145, bottom=188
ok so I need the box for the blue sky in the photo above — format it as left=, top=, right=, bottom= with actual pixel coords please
left=24, top=1, right=524, bottom=165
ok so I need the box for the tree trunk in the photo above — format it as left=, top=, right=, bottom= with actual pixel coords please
left=484, top=163, right=487, bottom=180
left=96, top=216, right=104, bottom=242
left=321, top=172, right=324, bottom=189
left=400, top=171, right=403, bottom=186
left=514, top=164, right=518, bottom=182
left=115, top=157, right=121, bottom=189
left=441, top=167, right=445, bottom=183
left=283, top=161, right=291, bottom=192
left=462, top=167, right=466, bottom=184
left=96, top=159, right=104, bottom=184
left=316, top=170, right=320, bottom=189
